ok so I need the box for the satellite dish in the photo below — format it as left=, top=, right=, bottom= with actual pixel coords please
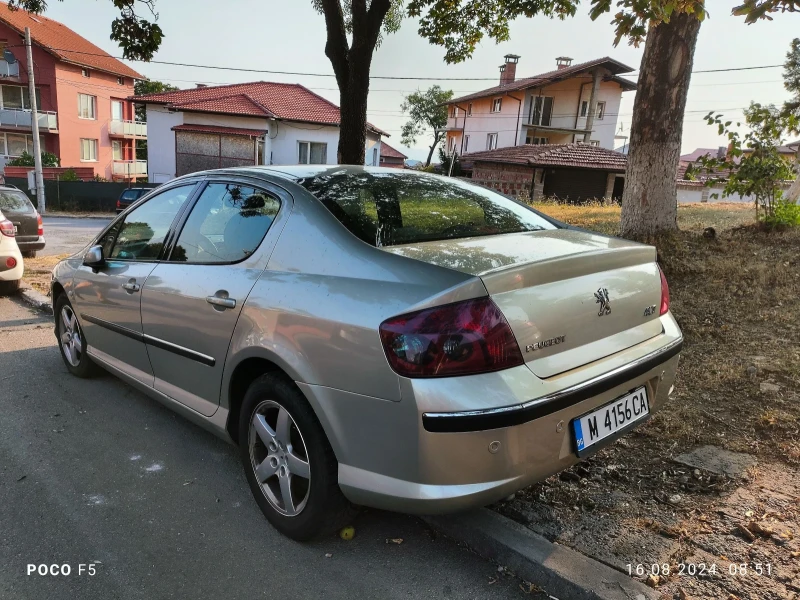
left=3, top=49, right=17, bottom=64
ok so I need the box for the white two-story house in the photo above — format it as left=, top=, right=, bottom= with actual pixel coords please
left=444, top=56, right=636, bottom=155
left=133, top=82, right=386, bottom=183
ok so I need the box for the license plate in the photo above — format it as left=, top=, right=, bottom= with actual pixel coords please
left=572, top=387, right=649, bottom=457
left=13, top=225, right=17, bottom=234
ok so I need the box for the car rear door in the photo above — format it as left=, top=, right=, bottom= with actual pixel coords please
left=139, top=179, right=289, bottom=416
left=71, top=183, right=199, bottom=385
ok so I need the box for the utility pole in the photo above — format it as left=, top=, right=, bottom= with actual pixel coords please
left=25, top=27, right=45, bottom=214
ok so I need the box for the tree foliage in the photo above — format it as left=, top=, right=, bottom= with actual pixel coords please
left=7, top=0, right=164, bottom=60
left=400, top=86, right=453, bottom=166
left=133, top=79, right=178, bottom=121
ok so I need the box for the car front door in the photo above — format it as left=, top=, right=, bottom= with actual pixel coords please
left=71, top=183, right=198, bottom=384
left=140, top=180, right=286, bottom=416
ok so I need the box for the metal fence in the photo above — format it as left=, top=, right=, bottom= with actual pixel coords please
left=5, top=178, right=160, bottom=212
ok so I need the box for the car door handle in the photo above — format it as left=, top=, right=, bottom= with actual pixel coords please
left=122, top=281, right=140, bottom=293
left=206, top=295, right=236, bottom=310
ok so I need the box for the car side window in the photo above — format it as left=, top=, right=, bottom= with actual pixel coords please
left=171, top=183, right=280, bottom=264
left=106, top=185, right=194, bottom=261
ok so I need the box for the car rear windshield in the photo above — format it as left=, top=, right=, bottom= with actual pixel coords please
left=297, top=170, right=556, bottom=247
left=0, top=190, right=35, bottom=214
left=120, top=189, right=145, bottom=201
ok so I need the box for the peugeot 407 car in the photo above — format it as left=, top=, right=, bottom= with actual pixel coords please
left=51, top=166, right=682, bottom=541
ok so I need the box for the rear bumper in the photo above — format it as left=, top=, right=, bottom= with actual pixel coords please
left=16, top=236, right=45, bottom=251
left=300, top=314, right=683, bottom=514
left=0, top=255, right=23, bottom=279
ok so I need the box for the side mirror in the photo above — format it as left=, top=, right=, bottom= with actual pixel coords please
left=82, top=245, right=105, bottom=268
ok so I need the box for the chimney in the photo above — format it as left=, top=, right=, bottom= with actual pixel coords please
left=500, top=54, right=520, bottom=86
left=196, top=83, right=208, bottom=88
left=556, top=56, right=573, bottom=70
left=717, top=146, right=727, bottom=159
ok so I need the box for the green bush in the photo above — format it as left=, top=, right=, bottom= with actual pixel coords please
left=7, top=151, right=60, bottom=167
left=764, top=197, right=800, bottom=227
left=59, top=168, right=79, bottom=182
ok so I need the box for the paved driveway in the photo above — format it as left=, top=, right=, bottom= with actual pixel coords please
left=0, top=296, right=525, bottom=600
left=40, top=217, right=111, bottom=257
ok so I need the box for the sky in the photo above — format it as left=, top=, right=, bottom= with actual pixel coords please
left=39, top=0, right=800, bottom=162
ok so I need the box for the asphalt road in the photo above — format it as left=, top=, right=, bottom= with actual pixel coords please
left=41, top=217, right=111, bottom=257
left=0, top=295, right=527, bottom=600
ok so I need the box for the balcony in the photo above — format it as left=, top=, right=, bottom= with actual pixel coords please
left=0, top=108, right=58, bottom=132
left=113, top=160, right=148, bottom=178
left=109, top=119, right=147, bottom=138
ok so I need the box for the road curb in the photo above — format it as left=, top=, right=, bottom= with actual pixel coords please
left=18, top=286, right=53, bottom=315
left=422, top=509, right=659, bottom=600
left=43, top=213, right=114, bottom=219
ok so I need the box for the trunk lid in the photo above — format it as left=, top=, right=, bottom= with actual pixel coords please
left=384, top=229, right=664, bottom=378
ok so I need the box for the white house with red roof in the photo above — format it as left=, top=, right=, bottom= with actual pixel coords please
left=133, top=82, right=387, bottom=182
left=444, top=56, right=636, bottom=155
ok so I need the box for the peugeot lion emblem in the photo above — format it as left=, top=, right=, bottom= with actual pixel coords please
left=594, top=288, right=611, bottom=316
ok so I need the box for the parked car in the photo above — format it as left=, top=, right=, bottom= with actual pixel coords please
left=0, top=208, right=24, bottom=295
left=116, top=187, right=151, bottom=213
left=0, top=186, right=45, bottom=258
left=51, top=167, right=683, bottom=541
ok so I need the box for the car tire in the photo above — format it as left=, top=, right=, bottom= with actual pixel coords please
left=22, top=250, right=36, bottom=258
left=0, top=279, right=20, bottom=296
left=239, top=373, right=355, bottom=541
left=55, top=294, right=98, bottom=378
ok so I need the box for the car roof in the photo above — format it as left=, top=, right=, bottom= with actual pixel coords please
left=176, top=165, right=434, bottom=183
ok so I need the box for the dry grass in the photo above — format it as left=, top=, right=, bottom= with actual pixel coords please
left=22, top=254, right=67, bottom=295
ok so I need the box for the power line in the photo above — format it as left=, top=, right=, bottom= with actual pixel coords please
left=14, top=46, right=786, bottom=81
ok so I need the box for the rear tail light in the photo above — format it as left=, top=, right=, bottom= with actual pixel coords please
left=6, top=256, right=16, bottom=269
left=659, top=266, right=670, bottom=315
left=37, top=212, right=43, bottom=236
left=116, top=199, right=121, bottom=209
left=0, top=219, right=14, bottom=237
left=379, top=297, right=524, bottom=378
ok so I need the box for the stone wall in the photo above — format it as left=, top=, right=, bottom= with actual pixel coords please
left=472, top=162, right=535, bottom=199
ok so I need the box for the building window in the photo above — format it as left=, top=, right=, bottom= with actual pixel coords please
left=0, top=132, right=43, bottom=157
left=450, top=106, right=458, bottom=118
left=112, top=140, right=123, bottom=161
left=117, top=76, right=124, bottom=85
left=0, top=85, right=40, bottom=110
left=372, top=147, right=378, bottom=166
left=111, top=100, right=124, bottom=122
left=491, top=98, right=502, bottom=113
left=596, top=101, right=606, bottom=120
left=525, top=136, right=549, bottom=145
left=467, top=103, right=473, bottom=116
left=450, top=137, right=458, bottom=153
left=78, top=94, right=96, bottom=119
left=580, top=101, right=588, bottom=117
left=464, top=135, right=469, bottom=152
left=80, top=138, right=98, bottom=161
left=81, top=68, right=90, bottom=78
left=298, top=141, right=327, bottom=165
left=589, top=140, right=600, bottom=146
left=529, top=96, right=554, bottom=126
left=486, top=133, right=498, bottom=150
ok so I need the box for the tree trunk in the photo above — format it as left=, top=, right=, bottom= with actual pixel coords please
left=620, top=12, right=702, bottom=239
left=425, top=133, right=442, bottom=166
left=338, top=63, right=371, bottom=165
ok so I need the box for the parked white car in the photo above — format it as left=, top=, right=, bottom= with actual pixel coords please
left=0, top=208, right=24, bottom=295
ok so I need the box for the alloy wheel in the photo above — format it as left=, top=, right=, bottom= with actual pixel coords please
left=248, top=400, right=311, bottom=517
left=59, top=305, right=83, bottom=367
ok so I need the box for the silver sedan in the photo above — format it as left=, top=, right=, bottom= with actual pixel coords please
left=51, top=166, right=682, bottom=541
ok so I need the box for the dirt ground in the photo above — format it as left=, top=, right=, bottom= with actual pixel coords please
left=497, top=202, right=800, bottom=599
left=22, top=254, right=66, bottom=295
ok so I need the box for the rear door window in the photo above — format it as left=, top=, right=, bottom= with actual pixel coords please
left=0, top=190, right=35, bottom=214
left=170, top=183, right=280, bottom=263
left=298, top=170, right=555, bottom=247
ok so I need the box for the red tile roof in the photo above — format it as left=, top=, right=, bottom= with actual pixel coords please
left=449, top=57, right=636, bottom=105
left=380, top=142, right=407, bottom=160
left=0, top=1, right=143, bottom=79
left=172, top=124, right=267, bottom=138
left=133, top=81, right=388, bottom=135
left=466, top=143, right=627, bottom=172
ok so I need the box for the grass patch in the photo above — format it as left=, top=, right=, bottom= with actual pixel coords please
left=22, top=254, right=67, bottom=295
